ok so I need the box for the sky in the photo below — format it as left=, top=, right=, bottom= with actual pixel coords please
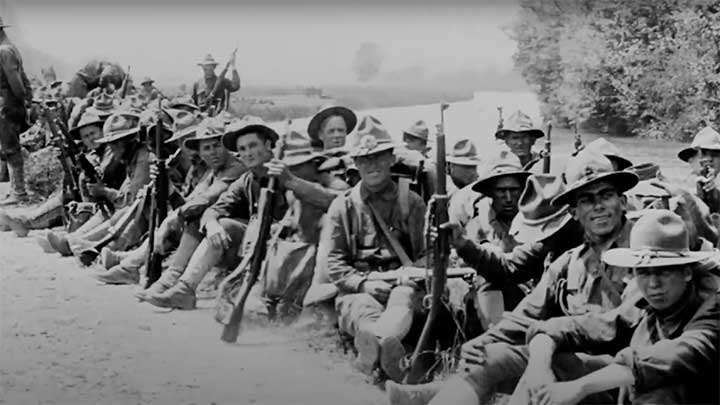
left=4, top=0, right=519, bottom=87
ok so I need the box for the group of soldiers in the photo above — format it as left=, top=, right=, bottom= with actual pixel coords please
left=0, top=20, right=718, bottom=405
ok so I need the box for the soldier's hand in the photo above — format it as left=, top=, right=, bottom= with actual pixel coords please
left=265, top=159, right=293, bottom=186
left=428, top=221, right=464, bottom=246
left=86, top=182, right=106, bottom=198
left=460, top=339, right=487, bottom=366
left=149, top=162, right=159, bottom=181
left=206, top=221, right=231, bottom=250
left=360, top=280, right=392, bottom=302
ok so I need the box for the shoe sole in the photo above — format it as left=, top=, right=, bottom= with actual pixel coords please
left=144, top=294, right=196, bottom=310
left=354, top=329, right=380, bottom=376
left=380, top=336, right=407, bottom=383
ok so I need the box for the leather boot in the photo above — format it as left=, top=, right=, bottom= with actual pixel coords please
left=134, top=266, right=182, bottom=301
left=94, top=264, right=140, bottom=285
left=0, top=212, right=30, bottom=237
left=35, top=233, right=55, bottom=253
left=47, top=231, right=72, bottom=256
left=0, top=210, right=12, bottom=232
left=100, top=247, right=132, bottom=270
left=385, top=381, right=441, bottom=405
left=144, top=280, right=196, bottom=310
left=379, top=336, right=407, bottom=383
left=354, top=325, right=381, bottom=376
left=0, top=152, right=27, bottom=206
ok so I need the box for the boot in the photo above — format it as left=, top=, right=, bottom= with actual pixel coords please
left=100, top=247, right=132, bottom=270
left=354, top=326, right=381, bottom=376
left=0, top=160, right=8, bottom=183
left=144, top=280, right=196, bottom=310
left=0, top=212, right=30, bottom=237
left=94, top=264, right=140, bottom=285
left=0, top=192, right=27, bottom=207
left=379, top=336, right=407, bottom=383
left=47, top=231, right=72, bottom=256
left=0, top=152, right=27, bottom=206
left=35, top=234, right=55, bottom=253
left=385, top=381, right=441, bottom=405
left=0, top=210, right=12, bottom=232
left=134, top=266, right=182, bottom=301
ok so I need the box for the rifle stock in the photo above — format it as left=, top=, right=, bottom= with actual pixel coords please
left=405, top=103, right=450, bottom=384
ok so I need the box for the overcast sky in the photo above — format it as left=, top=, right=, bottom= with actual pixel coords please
left=6, top=0, right=519, bottom=86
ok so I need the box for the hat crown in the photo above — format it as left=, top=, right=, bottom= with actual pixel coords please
left=564, top=149, right=616, bottom=186
left=167, top=109, right=200, bottom=132
left=691, top=126, right=720, bottom=149
left=353, top=115, right=393, bottom=146
left=93, top=93, right=115, bottom=110
left=75, top=110, right=103, bottom=129
left=405, top=120, right=429, bottom=140
left=450, top=139, right=478, bottom=158
left=586, top=138, right=621, bottom=157
left=630, top=209, right=690, bottom=253
left=284, top=131, right=314, bottom=155
left=198, top=54, right=218, bottom=65
left=501, top=110, right=538, bottom=132
left=141, top=76, right=153, bottom=84
left=484, top=149, right=523, bottom=175
left=519, top=174, right=567, bottom=221
left=103, top=112, right=140, bottom=137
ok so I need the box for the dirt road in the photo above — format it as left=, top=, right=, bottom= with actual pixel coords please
left=0, top=229, right=385, bottom=405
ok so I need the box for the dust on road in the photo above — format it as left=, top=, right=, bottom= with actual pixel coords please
left=0, top=230, right=385, bottom=405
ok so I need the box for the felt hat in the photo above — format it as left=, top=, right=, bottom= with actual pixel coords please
left=403, top=120, right=430, bottom=142
left=552, top=149, right=639, bottom=207
left=510, top=174, right=572, bottom=243
left=0, top=17, right=11, bottom=28
left=446, top=139, right=481, bottom=166
left=197, top=54, right=219, bottom=66
left=282, top=131, right=324, bottom=167
left=495, top=110, right=544, bottom=140
left=472, top=149, right=531, bottom=194
left=164, top=109, right=204, bottom=144
left=583, top=138, right=633, bottom=170
left=603, top=209, right=712, bottom=268
left=96, top=112, right=141, bottom=144
left=86, top=92, right=117, bottom=118
left=222, top=116, right=279, bottom=152
left=348, top=115, right=395, bottom=158
left=69, top=110, right=104, bottom=137
left=678, top=126, right=720, bottom=162
left=141, top=76, right=154, bottom=85
left=183, top=118, right=226, bottom=150
left=307, top=105, right=357, bottom=142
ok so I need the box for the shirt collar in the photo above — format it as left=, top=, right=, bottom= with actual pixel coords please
left=584, top=216, right=632, bottom=252
left=360, top=179, right=397, bottom=202
left=636, top=284, right=702, bottom=338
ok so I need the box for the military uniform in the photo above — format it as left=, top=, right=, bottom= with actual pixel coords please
left=191, top=54, right=240, bottom=112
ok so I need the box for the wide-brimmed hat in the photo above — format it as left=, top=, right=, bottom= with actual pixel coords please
left=678, top=126, right=720, bottom=162
left=69, top=110, right=104, bottom=137
left=222, top=116, right=279, bottom=152
left=625, top=162, right=669, bottom=201
left=165, top=109, right=204, bottom=144
left=197, top=54, right=219, bottom=66
left=583, top=138, right=633, bottom=170
left=96, top=112, right=141, bottom=144
left=120, top=94, right=148, bottom=113
left=510, top=174, right=572, bottom=243
left=141, top=76, right=154, bottom=85
left=446, top=139, right=481, bottom=166
left=603, top=209, right=712, bottom=268
left=625, top=162, right=661, bottom=181
left=495, top=110, right=544, bottom=140
left=403, top=120, right=429, bottom=142
left=348, top=115, right=395, bottom=158
left=471, top=149, right=531, bottom=194
left=307, top=105, right=357, bottom=142
left=282, top=131, right=324, bottom=167
left=0, top=17, right=11, bottom=28
left=183, top=118, right=226, bottom=150
left=86, top=92, right=117, bottom=118
left=552, top=149, right=639, bottom=207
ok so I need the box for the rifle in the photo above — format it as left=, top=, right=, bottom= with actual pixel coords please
left=145, top=100, right=171, bottom=288
left=119, top=66, right=131, bottom=99
left=405, top=103, right=451, bottom=384
left=573, top=122, right=583, bottom=154
left=496, top=106, right=504, bottom=132
left=542, top=122, right=552, bottom=174
left=216, top=119, right=288, bottom=343
left=207, top=48, right=238, bottom=116
left=39, top=107, right=82, bottom=203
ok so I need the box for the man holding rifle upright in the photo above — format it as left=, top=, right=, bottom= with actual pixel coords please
left=191, top=52, right=240, bottom=113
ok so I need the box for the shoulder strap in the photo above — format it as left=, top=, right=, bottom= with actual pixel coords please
left=366, top=201, right=413, bottom=266
left=397, top=178, right=410, bottom=220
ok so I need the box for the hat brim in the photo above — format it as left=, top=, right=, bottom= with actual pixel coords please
left=86, top=107, right=115, bottom=118
left=510, top=208, right=572, bottom=244
left=222, top=124, right=279, bottom=152
left=166, top=125, right=200, bottom=144
left=447, top=156, right=481, bottom=166
left=284, top=152, right=325, bottom=167
left=69, top=119, right=103, bottom=137
left=606, top=155, right=633, bottom=171
left=471, top=171, right=532, bottom=194
left=678, top=147, right=698, bottom=162
left=602, top=248, right=713, bottom=268
left=197, top=62, right=218, bottom=66
left=349, top=142, right=395, bottom=158
left=495, top=129, right=544, bottom=140
left=183, top=133, right=224, bottom=150
left=551, top=171, right=639, bottom=207
left=307, top=106, right=357, bottom=141
left=402, top=131, right=428, bottom=142
left=95, top=128, right=139, bottom=144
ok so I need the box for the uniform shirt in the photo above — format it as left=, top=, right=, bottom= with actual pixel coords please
left=191, top=72, right=240, bottom=111
left=448, top=183, right=482, bottom=228
left=528, top=287, right=719, bottom=403
left=320, top=180, right=427, bottom=293
left=106, top=146, right=153, bottom=208
left=177, top=156, right=246, bottom=222
left=466, top=197, right=519, bottom=253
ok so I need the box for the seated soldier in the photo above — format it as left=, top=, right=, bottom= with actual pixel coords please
left=307, top=105, right=357, bottom=151
left=522, top=209, right=718, bottom=405
left=94, top=117, right=246, bottom=285
left=318, top=115, right=428, bottom=382
left=386, top=150, right=641, bottom=405
left=687, top=126, right=720, bottom=214
left=402, top=120, right=430, bottom=158
left=446, top=139, right=482, bottom=227
left=42, top=111, right=152, bottom=255
left=494, top=110, right=544, bottom=169
left=142, top=118, right=340, bottom=309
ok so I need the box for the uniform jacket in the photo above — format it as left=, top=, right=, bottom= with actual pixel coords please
left=466, top=197, right=519, bottom=252
left=177, top=156, right=246, bottom=222
left=191, top=72, right=240, bottom=110
left=106, top=146, right=153, bottom=209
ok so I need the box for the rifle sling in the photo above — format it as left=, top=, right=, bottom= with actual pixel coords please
left=366, top=202, right=413, bottom=267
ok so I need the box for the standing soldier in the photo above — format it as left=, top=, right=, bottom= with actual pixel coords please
left=494, top=110, right=544, bottom=169
left=402, top=120, right=431, bottom=157
left=138, top=77, right=161, bottom=103
left=191, top=53, right=240, bottom=113
left=446, top=138, right=482, bottom=227
left=0, top=17, right=31, bottom=206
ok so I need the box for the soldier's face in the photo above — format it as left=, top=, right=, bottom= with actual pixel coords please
left=354, top=151, right=395, bottom=188
left=571, top=181, right=626, bottom=239
left=699, top=149, right=720, bottom=173
left=235, top=133, right=272, bottom=169
left=403, top=134, right=427, bottom=153
left=78, top=125, right=102, bottom=150
left=201, top=65, right=216, bottom=77
left=634, top=265, right=691, bottom=311
left=449, top=163, right=479, bottom=189
left=490, top=176, right=523, bottom=219
left=198, top=138, right=228, bottom=170
left=319, top=116, right=348, bottom=149
left=504, top=132, right=535, bottom=158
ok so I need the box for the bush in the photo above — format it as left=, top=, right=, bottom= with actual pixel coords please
left=511, top=0, right=720, bottom=140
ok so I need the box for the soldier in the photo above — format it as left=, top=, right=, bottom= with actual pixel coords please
left=317, top=115, right=427, bottom=381
left=138, top=77, right=161, bottom=103
left=0, top=17, right=32, bottom=206
left=307, top=105, right=357, bottom=151
left=141, top=117, right=339, bottom=308
left=677, top=126, right=711, bottom=178
left=446, top=139, right=482, bottom=227
left=682, top=126, right=720, bottom=213
left=95, top=118, right=246, bottom=285
left=191, top=53, right=240, bottom=113
left=523, top=210, right=718, bottom=405
left=402, top=120, right=430, bottom=157
left=387, top=150, right=641, bottom=405
left=494, top=110, right=544, bottom=169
